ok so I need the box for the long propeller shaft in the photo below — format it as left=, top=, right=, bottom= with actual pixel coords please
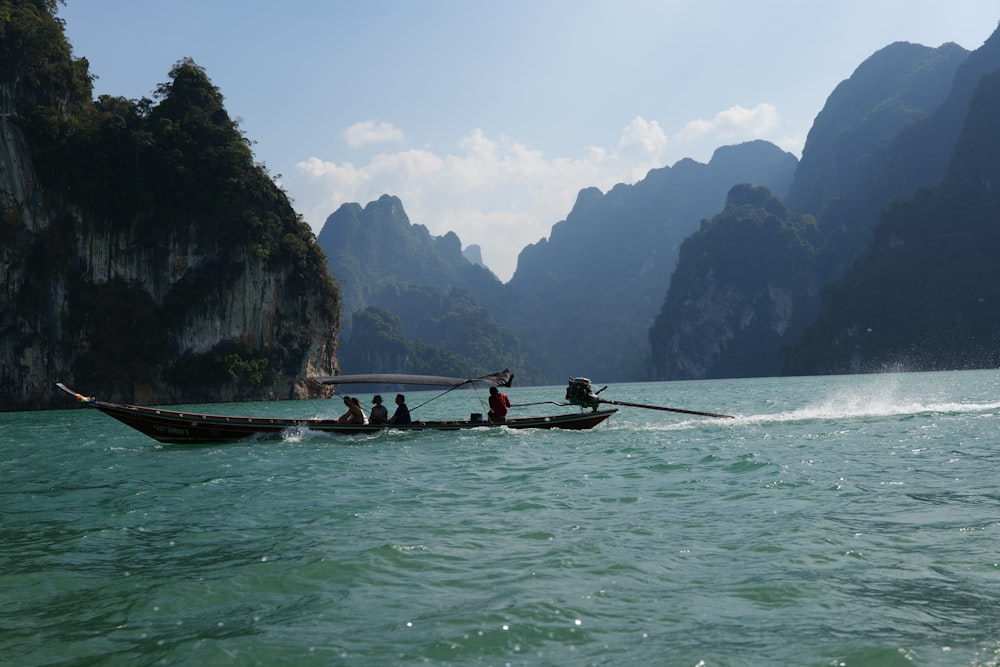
left=599, top=398, right=733, bottom=419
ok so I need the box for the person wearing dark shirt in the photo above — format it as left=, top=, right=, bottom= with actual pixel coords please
left=369, top=394, right=389, bottom=424
left=390, top=393, right=412, bottom=425
left=488, top=386, right=511, bottom=423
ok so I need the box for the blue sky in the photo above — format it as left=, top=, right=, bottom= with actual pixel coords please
left=59, top=1, right=998, bottom=280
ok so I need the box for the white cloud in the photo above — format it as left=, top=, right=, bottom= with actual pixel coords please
left=675, top=103, right=779, bottom=145
left=775, top=132, right=806, bottom=159
left=615, top=117, right=669, bottom=181
left=289, top=108, right=784, bottom=282
left=344, top=120, right=404, bottom=148
left=617, top=117, right=668, bottom=155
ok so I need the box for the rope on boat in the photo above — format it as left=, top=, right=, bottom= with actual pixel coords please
left=333, top=378, right=482, bottom=415
left=408, top=381, right=470, bottom=413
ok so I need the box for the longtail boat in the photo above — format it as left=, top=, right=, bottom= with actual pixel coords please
left=56, top=372, right=732, bottom=445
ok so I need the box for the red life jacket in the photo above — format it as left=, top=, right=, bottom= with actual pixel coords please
left=489, top=392, right=510, bottom=417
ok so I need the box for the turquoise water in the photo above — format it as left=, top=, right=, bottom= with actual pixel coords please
left=4, top=370, right=1000, bottom=666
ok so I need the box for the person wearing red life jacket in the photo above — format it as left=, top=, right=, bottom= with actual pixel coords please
left=488, top=386, right=512, bottom=423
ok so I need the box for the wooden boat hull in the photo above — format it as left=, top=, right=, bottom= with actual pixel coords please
left=89, top=400, right=618, bottom=444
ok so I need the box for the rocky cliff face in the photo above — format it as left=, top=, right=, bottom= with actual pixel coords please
left=649, top=185, right=821, bottom=380
left=0, top=70, right=339, bottom=410
left=654, top=275, right=812, bottom=380
left=1, top=81, right=52, bottom=407
left=0, top=95, right=39, bottom=229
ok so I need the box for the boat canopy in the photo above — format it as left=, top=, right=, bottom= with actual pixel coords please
left=312, top=369, right=514, bottom=388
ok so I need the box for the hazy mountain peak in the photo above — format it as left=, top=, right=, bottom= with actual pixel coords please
left=463, top=244, right=486, bottom=268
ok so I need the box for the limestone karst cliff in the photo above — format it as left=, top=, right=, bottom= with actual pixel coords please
left=649, top=185, right=820, bottom=380
left=0, top=3, right=339, bottom=409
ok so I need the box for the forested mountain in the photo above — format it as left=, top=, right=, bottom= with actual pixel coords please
left=786, top=41, right=967, bottom=220
left=874, top=28, right=1000, bottom=213
left=0, top=2, right=339, bottom=409
left=337, top=297, right=532, bottom=381
left=317, top=195, right=508, bottom=326
left=649, top=186, right=821, bottom=379
left=506, top=140, right=797, bottom=383
left=317, top=195, right=537, bottom=381
left=785, top=40, right=968, bottom=278
left=788, top=31, right=1000, bottom=282
left=651, top=25, right=1000, bottom=381
left=323, top=143, right=796, bottom=385
left=337, top=307, right=480, bottom=379
left=784, top=70, right=1000, bottom=374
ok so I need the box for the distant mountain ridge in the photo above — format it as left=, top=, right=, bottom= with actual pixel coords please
left=321, top=142, right=797, bottom=384
left=318, top=195, right=506, bottom=327
left=652, top=23, right=1000, bottom=380
left=316, top=195, right=534, bottom=380
left=502, top=140, right=798, bottom=382
left=786, top=40, right=968, bottom=220
left=323, top=23, right=1000, bottom=385
left=311, top=21, right=1000, bottom=385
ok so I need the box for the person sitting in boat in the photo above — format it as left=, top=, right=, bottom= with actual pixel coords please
left=389, top=393, right=412, bottom=425
left=369, top=394, right=389, bottom=424
left=338, top=396, right=367, bottom=424
left=488, top=386, right=512, bottom=423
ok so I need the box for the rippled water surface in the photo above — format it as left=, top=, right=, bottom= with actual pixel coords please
left=4, top=370, right=1000, bottom=666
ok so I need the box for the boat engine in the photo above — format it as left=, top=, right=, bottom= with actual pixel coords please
left=566, top=377, right=602, bottom=410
